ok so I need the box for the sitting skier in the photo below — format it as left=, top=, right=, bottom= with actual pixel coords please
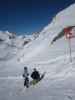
left=31, top=68, right=40, bottom=84
left=23, top=66, right=29, bottom=88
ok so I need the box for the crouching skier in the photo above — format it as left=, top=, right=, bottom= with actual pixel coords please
left=31, top=68, right=40, bottom=85
left=23, top=67, right=29, bottom=88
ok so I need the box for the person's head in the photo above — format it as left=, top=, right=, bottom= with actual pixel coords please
left=33, top=68, right=37, bottom=71
left=24, top=66, right=27, bottom=70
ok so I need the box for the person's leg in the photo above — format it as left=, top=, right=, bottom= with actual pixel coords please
left=24, top=79, right=26, bottom=86
left=25, top=77, right=29, bottom=88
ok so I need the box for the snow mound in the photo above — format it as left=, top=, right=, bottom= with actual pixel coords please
left=41, top=3, right=75, bottom=38
left=19, top=3, right=75, bottom=63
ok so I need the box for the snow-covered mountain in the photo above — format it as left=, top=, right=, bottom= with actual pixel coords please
left=0, top=31, right=36, bottom=61
left=0, top=3, right=75, bottom=100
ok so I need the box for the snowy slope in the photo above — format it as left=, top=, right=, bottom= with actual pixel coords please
left=0, top=3, right=75, bottom=100
left=19, top=3, right=75, bottom=63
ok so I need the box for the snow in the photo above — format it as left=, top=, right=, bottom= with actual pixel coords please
left=0, top=3, right=75, bottom=100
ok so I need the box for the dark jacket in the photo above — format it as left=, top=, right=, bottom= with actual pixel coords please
left=31, top=71, right=40, bottom=80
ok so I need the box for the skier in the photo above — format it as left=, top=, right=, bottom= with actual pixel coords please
left=23, top=66, right=29, bottom=88
left=31, top=68, right=40, bottom=84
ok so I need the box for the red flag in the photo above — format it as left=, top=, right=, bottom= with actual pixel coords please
left=64, top=26, right=75, bottom=39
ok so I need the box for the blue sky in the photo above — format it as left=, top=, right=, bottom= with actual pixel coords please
left=0, top=0, right=75, bottom=35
